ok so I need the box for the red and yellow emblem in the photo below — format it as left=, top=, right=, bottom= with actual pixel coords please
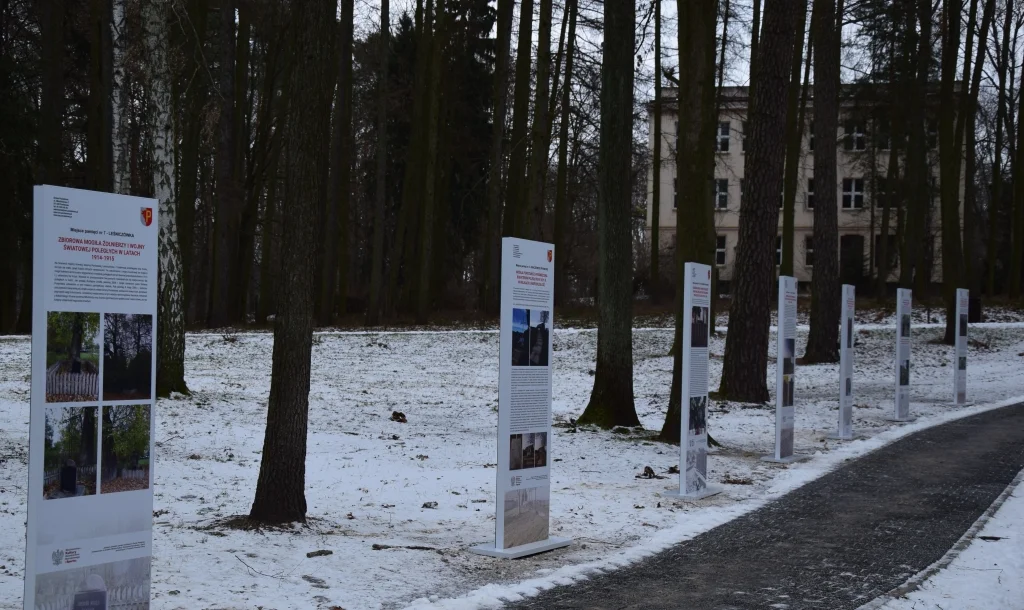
left=141, top=207, right=153, bottom=227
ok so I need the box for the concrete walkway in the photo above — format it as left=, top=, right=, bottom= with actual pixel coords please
left=510, top=403, right=1024, bottom=610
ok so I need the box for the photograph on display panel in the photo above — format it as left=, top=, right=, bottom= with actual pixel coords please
left=533, top=432, right=547, bottom=468
left=782, top=339, right=795, bottom=375
left=45, top=312, right=100, bottom=403
left=528, top=310, right=550, bottom=366
left=101, top=405, right=151, bottom=494
left=688, top=396, right=707, bottom=436
left=511, top=309, right=530, bottom=366
left=690, top=306, right=709, bottom=348
left=686, top=445, right=707, bottom=493
left=43, top=406, right=98, bottom=500
left=502, top=486, right=550, bottom=549
left=780, top=426, right=794, bottom=457
left=847, top=318, right=853, bottom=348
left=103, top=313, right=154, bottom=401
left=845, top=377, right=852, bottom=397
left=959, top=314, right=967, bottom=338
left=522, top=433, right=535, bottom=469
left=900, top=314, right=911, bottom=337
left=900, top=360, right=910, bottom=386
left=782, top=375, right=794, bottom=407
left=35, top=555, right=151, bottom=609
left=959, top=356, right=967, bottom=370
left=508, top=434, right=523, bottom=470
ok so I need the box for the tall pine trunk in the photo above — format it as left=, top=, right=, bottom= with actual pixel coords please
left=367, top=0, right=389, bottom=326
left=504, top=0, right=534, bottom=238
left=88, top=0, right=113, bottom=192
left=938, top=0, right=964, bottom=343
left=719, top=0, right=805, bottom=398
left=659, top=0, right=718, bottom=441
left=988, top=0, right=1013, bottom=296
left=323, top=0, right=354, bottom=323
left=553, top=0, right=577, bottom=307
left=416, top=0, right=445, bottom=324
left=144, top=0, right=188, bottom=397
left=650, top=0, right=663, bottom=302
left=482, top=0, right=514, bottom=313
left=249, top=0, right=331, bottom=525
left=524, top=0, right=552, bottom=241
left=780, top=5, right=810, bottom=276
left=577, top=0, right=639, bottom=429
left=803, top=0, right=840, bottom=363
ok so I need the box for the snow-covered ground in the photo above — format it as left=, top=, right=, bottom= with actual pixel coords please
left=1, top=319, right=1023, bottom=610
left=877, top=473, right=1024, bottom=610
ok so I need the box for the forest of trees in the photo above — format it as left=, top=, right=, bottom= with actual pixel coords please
left=2, top=0, right=1023, bottom=521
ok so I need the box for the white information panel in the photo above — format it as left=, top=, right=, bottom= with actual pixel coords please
left=831, top=285, right=856, bottom=440
left=954, top=288, right=968, bottom=404
left=892, top=288, right=913, bottom=421
left=471, top=238, right=569, bottom=559
left=26, top=185, right=158, bottom=609
left=763, top=276, right=803, bottom=463
left=666, top=263, right=720, bottom=500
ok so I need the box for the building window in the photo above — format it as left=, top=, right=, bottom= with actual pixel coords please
left=927, top=119, right=938, bottom=149
left=742, top=121, right=749, bottom=153
left=716, top=121, right=730, bottom=152
left=776, top=236, right=782, bottom=266
left=844, top=121, right=866, bottom=151
left=716, top=235, right=727, bottom=266
left=806, top=178, right=815, bottom=209
left=673, top=177, right=678, bottom=209
left=805, top=236, right=814, bottom=267
left=713, top=179, right=729, bottom=209
left=809, top=120, right=815, bottom=152
left=876, top=119, right=891, bottom=150
left=842, top=177, right=865, bottom=209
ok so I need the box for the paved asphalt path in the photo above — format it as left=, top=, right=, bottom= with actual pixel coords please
left=509, top=403, right=1024, bottom=610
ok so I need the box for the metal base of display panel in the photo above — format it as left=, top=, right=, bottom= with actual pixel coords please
left=760, top=454, right=810, bottom=464
left=663, top=485, right=723, bottom=501
left=884, top=415, right=917, bottom=423
left=470, top=536, right=572, bottom=559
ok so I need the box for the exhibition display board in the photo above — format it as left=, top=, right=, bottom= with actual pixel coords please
left=954, top=288, right=968, bottom=404
left=831, top=285, right=856, bottom=440
left=763, top=276, right=803, bottom=463
left=471, top=237, right=570, bottom=559
left=666, top=263, right=720, bottom=500
left=891, top=288, right=913, bottom=421
left=26, top=185, right=158, bottom=609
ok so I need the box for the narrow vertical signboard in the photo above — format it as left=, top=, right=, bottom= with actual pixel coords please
left=763, top=276, right=804, bottom=463
left=471, top=238, right=570, bottom=559
left=831, top=285, right=856, bottom=440
left=666, top=263, right=720, bottom=500
left=954, top=288, right=969, bottom=404
left=26, top=185, right=158, bottom=609
left=891, top=288, right=914, bottom=421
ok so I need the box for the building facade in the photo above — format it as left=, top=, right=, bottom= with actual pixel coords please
left=647, top=85, right=960, bottom=288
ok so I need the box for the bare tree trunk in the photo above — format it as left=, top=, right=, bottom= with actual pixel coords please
left=660, top=0, right=719, bottom=440
left=804, top=0, right=840, bottom=363
left=1010, top=57, right=1024, bottom=298
left=900, top=0, right=933, bottom=291
left=577, top=0, right=639, bottom=429
left=249, top=0, right=331, bottom=526
left=88, top=0, right=113, bottom=192
left=553, top=0, right=577, bottom=307
left=988, top=0, right=1013, bottom=296
left=416, top=0, right=445, bottom=324
left=483, top=0, right=514, bottom=313
left=144, top=0, right=188, bottom=397
left=938, top=0, right=965, bottom=343
left=367, top=0, right=389, bottom=326
left=503, top=0, right=534, bottom=238
left=322, top=0, right=354, bottom=323
left=650, top=0, right=663, bottom=302
left=780, top=4, right=809, bottom=276
left=209, top=0, right=239, bottom=327
left=39, top=0, right=63, bottom=186
left=963, top=0, right=996, bottom=304
left=525, top=0, right=552, bottom=241
left=720, top=0, right=805, bottom=397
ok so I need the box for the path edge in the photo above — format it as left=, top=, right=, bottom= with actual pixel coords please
left=857, top=467, right=1024, bottom=609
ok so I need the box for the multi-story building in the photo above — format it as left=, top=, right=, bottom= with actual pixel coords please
left=647, top=85, right=959, bottom=290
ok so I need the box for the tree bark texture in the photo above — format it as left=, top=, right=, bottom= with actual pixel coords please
left=367, top=0, right=390, bottom=326
left=504, top=0, right=534, bottom=238
left=660, top=0, right=719, bottom=441
left=249, top=0, right=332, bottom=525
left=144, top=0, right=188, bottom=397
left=781, top=4, right=810, bottom=276
left=554, top=0, right=577, bottom=307
left=524, top=0, right=552, bottom=242
left=720, top=0, right=804, bottom=398
left=988, top=0, right=1013, bottom=296
left=803, top=0, right=840, bottom=363
left=650, top=0, right=663, bottom=301
left=938, top=0, right=965, bottom=343
left=577, top=0, right=639, bottom=429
